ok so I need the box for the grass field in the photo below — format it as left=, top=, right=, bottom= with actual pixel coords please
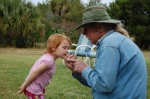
left=0, top=48, right=149, bottom=99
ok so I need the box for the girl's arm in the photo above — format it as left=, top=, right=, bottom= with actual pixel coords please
left=18, top=63, right=48, bottom=94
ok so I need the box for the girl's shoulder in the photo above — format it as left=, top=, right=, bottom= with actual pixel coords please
left=40, top=53, right=55, bottom=64
left=40, top=53, right=53, bottom=61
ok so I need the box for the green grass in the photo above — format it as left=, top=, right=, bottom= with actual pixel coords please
left=0, top=48, right=149, bottom=99
left=0, top=48, right=92, bottom=99
left=143, top=51, right=150, bottom=98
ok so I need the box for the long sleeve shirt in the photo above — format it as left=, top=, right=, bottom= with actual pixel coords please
left=74, top=30, right=147, bottom=99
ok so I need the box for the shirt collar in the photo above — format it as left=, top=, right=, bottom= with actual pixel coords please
left=96, top=30, right=115, bottom=46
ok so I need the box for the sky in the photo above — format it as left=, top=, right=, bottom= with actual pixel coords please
left=82, top=0, right=115, bottom=5
left=28, top=0, right=115, bottom=6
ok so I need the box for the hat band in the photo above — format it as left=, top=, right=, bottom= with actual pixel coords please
left=83, top=15, right=111, bottom=23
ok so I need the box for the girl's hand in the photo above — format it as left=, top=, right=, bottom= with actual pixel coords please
left=18, top=63, right=48, bottom=94
left=18, top=84, right=26, bottom=94
left=64, top=54, right=76, bottom=72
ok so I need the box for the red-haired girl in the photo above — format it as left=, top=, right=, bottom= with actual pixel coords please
left=18, top=34, right=71, bottom=99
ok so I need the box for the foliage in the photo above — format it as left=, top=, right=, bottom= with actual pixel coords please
left=107, top=2, right=122, bottom=19
left=45, top=26, right=65, bottom=40
left=65, top=0, right=84, bottom=22
left=0, top=0, right=149, bottom=50
left=69, top=30, right=80, bottom=44
left=49, top=0, right=84, bottom=36
left=0, top=0, right=44, bottom=47
left=108, top=0, right=150, bottom=50
left=87, top=0, right=102, bottom=7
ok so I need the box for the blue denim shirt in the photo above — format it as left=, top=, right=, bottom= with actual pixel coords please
left=74, top=30, right=147, bottom=99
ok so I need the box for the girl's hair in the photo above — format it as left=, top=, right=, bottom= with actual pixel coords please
left=46, top=33, right=71, bottom=54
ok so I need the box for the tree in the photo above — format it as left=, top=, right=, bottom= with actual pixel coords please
left=49, top=0, right=84, bottom=38
left=0, top=0, right=44, bottom=47
left=87, top=0, right=102, bottom=7
left=108, top=0, right=150, bottom=50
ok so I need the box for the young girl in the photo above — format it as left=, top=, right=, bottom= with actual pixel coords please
left=18, top=34, right=71, bottom=99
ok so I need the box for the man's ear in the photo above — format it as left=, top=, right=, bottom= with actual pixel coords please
left=98, top=25, right=104, bottom=33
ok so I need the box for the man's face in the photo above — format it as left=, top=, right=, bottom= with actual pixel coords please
left=82, top=23, right=104, bottom=44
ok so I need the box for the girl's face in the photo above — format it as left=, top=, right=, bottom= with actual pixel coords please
left=54, top=40, right=70, bottom=59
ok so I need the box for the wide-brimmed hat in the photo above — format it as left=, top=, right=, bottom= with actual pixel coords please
left=75, top=6, right=120, bottom=30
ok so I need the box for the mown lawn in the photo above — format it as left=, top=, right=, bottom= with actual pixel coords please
left=0, top=48, right=149, bottom=99
left=0, top=48, right=92, bottom=99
